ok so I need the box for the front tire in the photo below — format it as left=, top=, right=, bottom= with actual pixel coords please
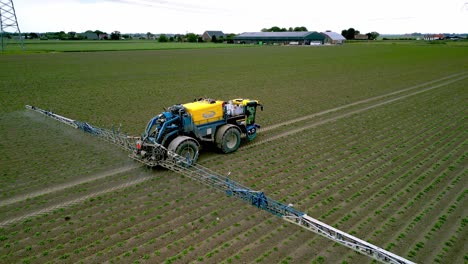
left=168, top=136, right=200, bottom=164
left=216, top=125, right=241, bottom=153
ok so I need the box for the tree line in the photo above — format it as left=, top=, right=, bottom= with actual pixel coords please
left=12, top=30, right=236, bottom=43
left=261, top=26, right=308, bottom=32
left=341, top=28, right=379, bottom=40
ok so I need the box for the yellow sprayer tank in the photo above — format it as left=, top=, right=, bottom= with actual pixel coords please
left=183, top=100, right=224, bottom=125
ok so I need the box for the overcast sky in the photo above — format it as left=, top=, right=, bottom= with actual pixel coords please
left=14, top=0, right=468, bottom=34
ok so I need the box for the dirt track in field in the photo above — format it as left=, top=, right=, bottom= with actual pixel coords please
left=0, top=164, right=141, bottom=208
left=260, top=71, right=466, bottom=133
left=250, top=72, right=468, bottom=147
left=0, top=175, right=152, bottom=227
left=1, top=72, right=466, bottom=228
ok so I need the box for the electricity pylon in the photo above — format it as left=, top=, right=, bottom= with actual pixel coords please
left=0, top=0, right=24, bottom=51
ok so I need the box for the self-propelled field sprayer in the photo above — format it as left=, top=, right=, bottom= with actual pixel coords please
left=27, top=97, right=262, bottom=166
left=132, top=98, right=263, bottom=166
left=26, top=98, right=415, bottom=264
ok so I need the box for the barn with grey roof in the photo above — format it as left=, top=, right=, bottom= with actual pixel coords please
left=234, top=31, right=345, bottom=45
left=202, top=31, right=226, bottom=42
left=322, top=31, right=346, bottom=44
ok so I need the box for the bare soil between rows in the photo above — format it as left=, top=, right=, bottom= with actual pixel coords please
left=1, top=73, right=466, bottom=264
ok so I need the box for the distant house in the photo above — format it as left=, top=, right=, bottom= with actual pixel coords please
left=322, top=31, right=346, bottom=44
left=165, top=34, right=176, bottom=39
left=131, top=33, right=146, bottom=39
left=424, top=34, right=444, bottom=40
left=444, top=35, right=462, bottom=40
left=354, top=34, right=368, bottom=40
left=202, top=31, right=226, bottom=42
left=83, top=32, right=99, bottom=40
left=98, top=33, right=108, bottom=40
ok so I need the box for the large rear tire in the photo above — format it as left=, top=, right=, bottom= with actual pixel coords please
left=168, top=136, right=200, bottom=164
left=216, top=125, right=241, bottom=153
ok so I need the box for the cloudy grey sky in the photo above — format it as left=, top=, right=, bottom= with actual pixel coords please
left=14, top=0, right=468, bottom=34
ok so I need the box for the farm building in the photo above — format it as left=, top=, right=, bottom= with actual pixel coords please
left=202, top=31, right=226, bottom=42
left=424, top=34, right=445, bottom=40
left=354, top=34, right=369, bottom=40
left=234, top=31, right=326, bottom=45
left=322, top=31, right=346, bottom=44
left=82, top=32, right=99, bottom=40
left=98, top=33, right=108, bottom=40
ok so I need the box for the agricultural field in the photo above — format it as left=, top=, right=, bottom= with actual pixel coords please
left=3, top=40, right=248, bottom=53
left=0, top=43, right=467, bottom=263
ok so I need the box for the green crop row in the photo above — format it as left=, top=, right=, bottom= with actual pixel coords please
left=1, top=43, right=467, bottom=263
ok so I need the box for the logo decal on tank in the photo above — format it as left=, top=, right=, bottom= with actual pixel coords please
left=202, top=111, right=216, bottom=119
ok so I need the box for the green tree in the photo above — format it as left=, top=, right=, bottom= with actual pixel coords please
left=28, top=32, right=39, bottom=39
left=122, top=34, right=132, bottom=39
left=67, top=31, right=78, bottom=39
left=226, top=33, right=235, bottom=43
left=158, top=34, right=168, bottom=42
left=94, top=30, right=105, bottom=35
left=58, top=31, right=67, bottom=40
left=293, top=26, right=308, bottom=31
left=270, top=26, right=281, bottom=32
left=186, top=33, right=197, bottom=42
left=342, top=28, right=358, bottom=40
left=366, top=31, right=380, bottom=40
left=341, top=29, right=347, bottom=38
left=110, top=31, right=121, bottom=40
left=211, top=35, right=217, bottom=43
left=347, top=28, right=356, bottom=39
left=262, top=26, right=307, bottom=32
